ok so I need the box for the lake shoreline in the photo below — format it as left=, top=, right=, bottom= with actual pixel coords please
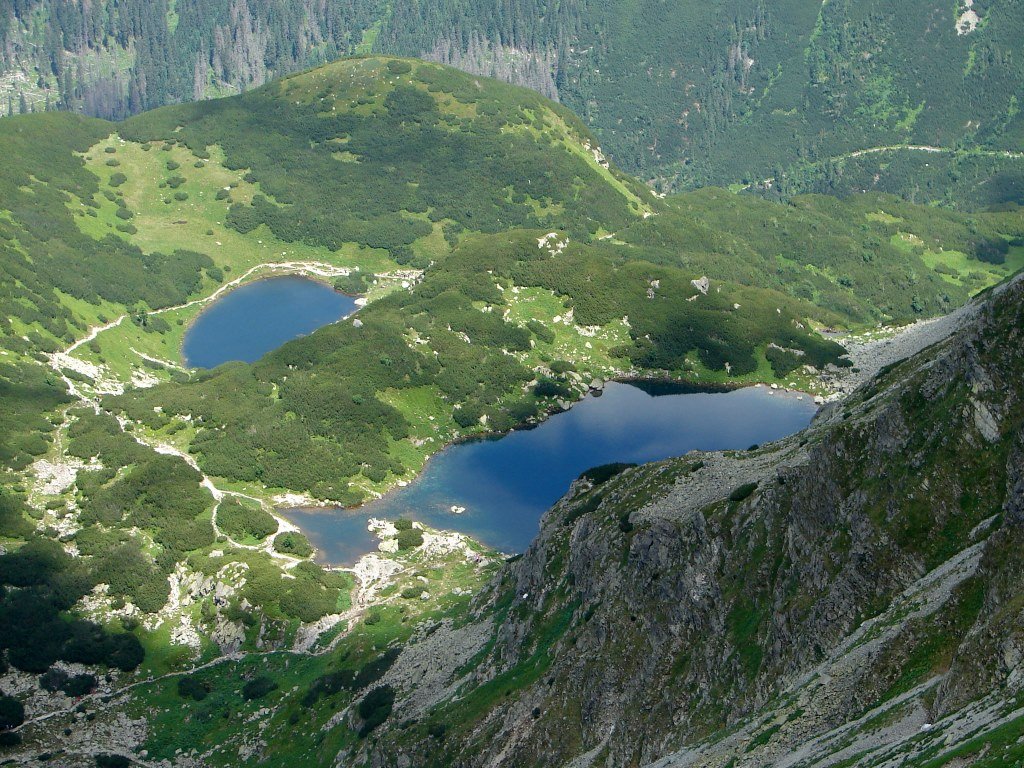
left=283, top=381, right=818, bottom=566
left=175, top=263, right=364, bottom=368
left=180, top=272, right=360, bottom=369
left=274, top=373, right=818, bottom=516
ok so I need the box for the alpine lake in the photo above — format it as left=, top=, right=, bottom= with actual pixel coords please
left=183, top=276, right=818, bottom=564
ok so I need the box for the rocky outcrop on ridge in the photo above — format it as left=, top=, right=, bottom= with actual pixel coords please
left=360, top=276, right=1024, bottom=768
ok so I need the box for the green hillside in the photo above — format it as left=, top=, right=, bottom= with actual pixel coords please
left=379, top=0, right=1024, bottom=205
left=2, top=55, right=1021, bottom=511
left=0, top=57, right=1021, bottom=763
left=3, top=0, right=1022, bottom=206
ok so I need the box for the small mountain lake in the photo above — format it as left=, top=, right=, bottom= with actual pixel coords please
left=285, top=382, right=817, bottom=565
left=182, top=275, right=357, bottom=368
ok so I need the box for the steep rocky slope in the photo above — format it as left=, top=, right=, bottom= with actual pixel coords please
left=0, top=0, right=387, bottom=118
left=361, top=274, right=1024, bottom=767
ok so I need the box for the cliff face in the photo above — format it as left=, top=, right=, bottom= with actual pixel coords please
left=361, top=275, right=1024, bottom=768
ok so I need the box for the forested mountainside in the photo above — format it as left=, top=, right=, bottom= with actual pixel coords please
left=0, top=0, right=385, bottom=118
left=2, top=0, right=1022, bottom=205
left=378, top=0, right=1024, bottom=204
left=0, top=57, right=1021, bottom=764
left=362, top=272, right=1024, bottom=768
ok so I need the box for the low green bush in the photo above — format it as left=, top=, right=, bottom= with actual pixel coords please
left=580, top=463, right=635, bottom=486
left=61, top=674, right=97, bottom=697
left=534, top=377, right=571, bottom=399
left=177, top=675, right=210, bottom=701
left=526, top=319, right=555, bottom=344
left=0, top=695, right=24, bottom=730
left=273, top=532, right=313, bottom=557
left=427, top=721, right=447, bottom=739
left=218, top=499, right=277, bottom=542
left=334, top=272, right=370, bottom=295
left=242, top=676, right=278, bottom=701
left=396, top=528, right=423, bottom=550
left=357, top=685, right=395, bottom=737
left=729, top=482, right=758, bottom=502
left=302, top=669, right=356, bottom=706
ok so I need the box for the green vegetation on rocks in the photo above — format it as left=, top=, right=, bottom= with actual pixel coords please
left=378, top=0, right=1024, bottom=206
left=273, top=532, right=314, bottom=558
left=217, top=499, right=277, bottom=543
left=397, top=528, right=425, bottom=550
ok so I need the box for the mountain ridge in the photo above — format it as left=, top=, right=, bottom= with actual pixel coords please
left=3, top=1, right=1022, bottom=205
left=357, top=273, right=1024, bottom=767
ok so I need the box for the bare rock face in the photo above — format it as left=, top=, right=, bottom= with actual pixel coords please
left=364, top=276, right=1024, bottom=767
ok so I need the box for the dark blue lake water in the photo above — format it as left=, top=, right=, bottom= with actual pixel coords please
left=182, top=275, right=357, bottom=368
left=285, top=382, right=816, bottom=565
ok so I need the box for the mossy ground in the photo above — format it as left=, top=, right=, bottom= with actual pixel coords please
left=66, top=135, right=405, bottom=384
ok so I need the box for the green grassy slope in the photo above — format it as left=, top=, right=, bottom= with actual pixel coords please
left=119, top=56, right=654, bottom=243
left=2, top=56, right=1021, bottom=511
left=86, top=58, right=1021, bottom=506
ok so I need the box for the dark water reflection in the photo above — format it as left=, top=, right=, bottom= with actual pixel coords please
left=182, top=275, right=356, bottom=368
left=285, top=382, right=816, bottom=565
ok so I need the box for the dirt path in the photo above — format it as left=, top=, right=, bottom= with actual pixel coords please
left=844, top=144, right=1024, bottom=160
left=16, top=259, right=393, bottom=729
left=132, top=428, right=306, bottom=563
left=741, top=143, right=1024, bottom=190
left=45, top=258, right=365, bottom=562
left=53, top=259, right=356, bottom=382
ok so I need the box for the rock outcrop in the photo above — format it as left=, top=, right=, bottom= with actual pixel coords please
left=362, top=275, right=1024, bottom=767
